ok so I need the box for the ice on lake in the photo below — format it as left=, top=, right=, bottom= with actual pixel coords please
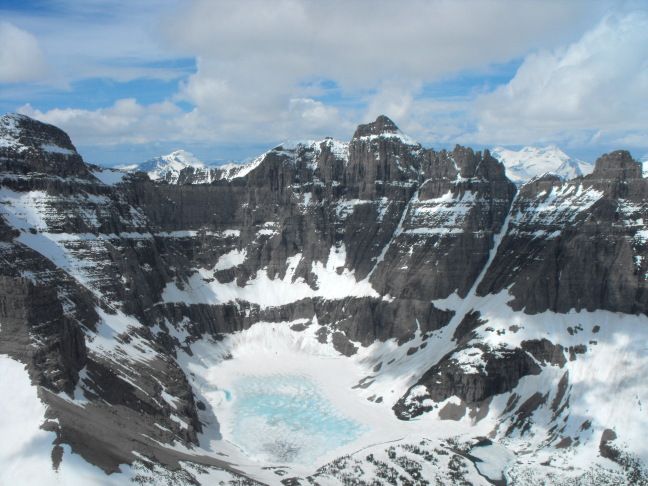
left=468, top=439, right=515, bottom=484
left=230, top=373, right=367, bottom=464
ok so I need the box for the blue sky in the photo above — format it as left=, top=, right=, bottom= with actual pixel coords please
left=1, top=0, right=647, bottom=166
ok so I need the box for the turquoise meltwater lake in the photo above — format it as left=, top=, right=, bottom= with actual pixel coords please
left=229, top=373, right=367, bottom=464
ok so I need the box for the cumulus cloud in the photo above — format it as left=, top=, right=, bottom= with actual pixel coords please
left=0, top=22, right=48, bottom=83
left=18, top=99, right=182, bottom=145
left=166, top=0, right=594, bottom=143
left=1, top=0, right=189, bottom=87
left=169, top=0, right=588, bottom=86
left=11, top=0, right=648, bottom=163
left=472, top=11, right=648, bottom=147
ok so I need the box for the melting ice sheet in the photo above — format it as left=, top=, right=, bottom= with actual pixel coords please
left=231, top=374, right=366, bottom=463
left=183, top=324, right=411, bottom=469
left=468, top=440, right=515, bottom=484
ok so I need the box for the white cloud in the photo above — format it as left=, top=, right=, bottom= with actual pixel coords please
left=472, top=11, right=648, bottom=147
left=1, top=1, right=189, bottom=87
left=364, top=79, right=421, bottom=123
left=0, top=22, right=48, bottom=83
left=159, top=0, right=600, bottom=149
left=288, top=98, right=342, bottom=132
left=9, top=0, right=648, bottom=163
left=18, top=99, right=181, bottom=145
left=169, top=0, right=591, bottom=87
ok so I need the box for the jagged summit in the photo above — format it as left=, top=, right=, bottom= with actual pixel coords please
left=353, top=115, right=401, bottom=139
left=589, top=149, right=642, bottom=180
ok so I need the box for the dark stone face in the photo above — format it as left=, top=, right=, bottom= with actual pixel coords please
left=352, top=115, right=401, bottom=138
left=0, top=113, right=645, bottom=481
left=0, top=113, right=90, bottom=178
left=590, top=150, right=642, bottom=181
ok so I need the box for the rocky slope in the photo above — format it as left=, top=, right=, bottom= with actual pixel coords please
left=0, top=113, right=646, bottom=485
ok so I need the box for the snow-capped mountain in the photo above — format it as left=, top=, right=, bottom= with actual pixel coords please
left=491, top=145, right=594, bottom=184
left=124, top=149, right=208, bottom=183
left=0, top=113, right=647, bottom=485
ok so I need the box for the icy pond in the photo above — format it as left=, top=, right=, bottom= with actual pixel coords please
left=185, top=324, right=388, bottom=466
left=229, top=374, right=367, bottom=463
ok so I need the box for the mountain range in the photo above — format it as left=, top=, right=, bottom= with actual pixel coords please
left=128, top=143, right=594, bottom=187
left=0, top=112, right=646, bottom=485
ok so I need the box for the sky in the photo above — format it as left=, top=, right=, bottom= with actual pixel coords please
left=1, top=0, right=647, bottom=167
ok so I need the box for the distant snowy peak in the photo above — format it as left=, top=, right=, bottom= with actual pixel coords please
left=491, top=145, right=594, bottom=184
left=126, top=147, right=284, bottom=184
left=130, top=150, right=206, bottom=182
left=215, top=138, right=350, bottom=182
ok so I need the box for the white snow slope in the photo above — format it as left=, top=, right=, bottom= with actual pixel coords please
left=491, top=145, right=594, bottom=184
left=127, top=150, right=207, bottom=182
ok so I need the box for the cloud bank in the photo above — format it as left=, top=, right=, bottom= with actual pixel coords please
left=3, top=0, right=647, bottom=163
left=0, top=22, right=48, bottom=83
left=473, top=11, right=648, bottom=149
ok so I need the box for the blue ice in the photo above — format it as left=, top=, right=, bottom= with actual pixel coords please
left=230, top=374, right=367, bottom=464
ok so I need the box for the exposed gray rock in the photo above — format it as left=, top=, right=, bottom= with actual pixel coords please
left=521, top=339, right=566, bottom=368
left=477, top=150, right=648, bottom=314
left=590, top=150, right=642, bottom=181
left=394, top=346, right=542, bottom=420
left=0, top=113, right=90, bottom=178
left=0, top=112, right=646, bottom=483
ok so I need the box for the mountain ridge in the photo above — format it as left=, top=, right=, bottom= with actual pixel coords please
left=0, top=113, right=646, bottom=485
left=127, top=143, right=597, bottom=190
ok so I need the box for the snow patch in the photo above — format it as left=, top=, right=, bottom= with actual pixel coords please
left=214, top=249, right=246, bottom=271
left=40, top=144, right=76, bottom=155
left=161, top=244, right=378, bottom=308
left=0, top=355, right=138, bottom=485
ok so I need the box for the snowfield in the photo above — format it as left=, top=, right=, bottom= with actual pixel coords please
left=151, top=290, right=647, bottom=485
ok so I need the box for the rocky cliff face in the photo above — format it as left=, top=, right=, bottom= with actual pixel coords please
left=0, top=113, right=90, bottom=178
left=476, top=150, right=648, bottom=315
left=0, top=113, right=646, bottom=485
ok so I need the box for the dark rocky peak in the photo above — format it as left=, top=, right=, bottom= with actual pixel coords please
left=346, top=116, right=424, bottom=198
left=589, top=150, right=642, bottom=181
left=421, top=149, right=459, bottom=180
left=476, top=148, right=508, bottom=181
left=0, top=113, right=90, bottom=178
left=1, top=113, right=77, bottom=154
left=451, top=145, right=478, bottom=177
left=352, top=115, right=401, bottom=139
left=513, top=173, right=569, bottom=205
left=517, top=173, right=564, bottom=197
left=450, top=145, right=508, bottom=182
